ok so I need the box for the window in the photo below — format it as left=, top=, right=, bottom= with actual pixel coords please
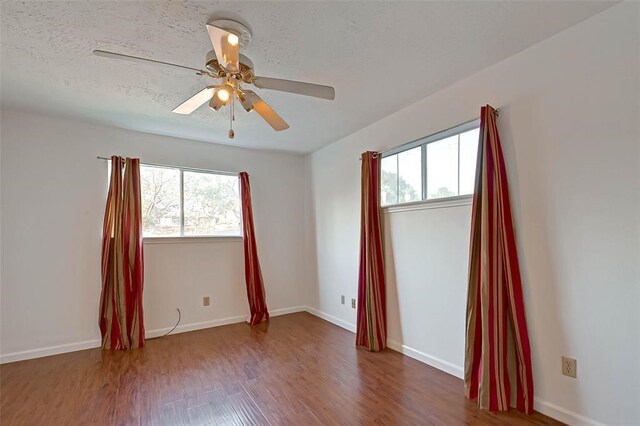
left=140, top=165, right=241, bottom=238
left=381, top=120, right=479, bottom=206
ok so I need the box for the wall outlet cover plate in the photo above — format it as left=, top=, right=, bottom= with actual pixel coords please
left=562, top=356, right=577, bottom=378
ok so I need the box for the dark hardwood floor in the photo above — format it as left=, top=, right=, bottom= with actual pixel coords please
left=1, top=312, right=562, bottom=425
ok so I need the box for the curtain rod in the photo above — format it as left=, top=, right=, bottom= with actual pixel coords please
left=358, top=109, right=499, bottom=160
left=96, top=156, right=240, bottom=176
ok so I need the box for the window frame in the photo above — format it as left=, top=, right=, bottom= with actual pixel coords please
left=138, top=163, right=243, bottom=241
left=381, top=119, right=480, bottom=208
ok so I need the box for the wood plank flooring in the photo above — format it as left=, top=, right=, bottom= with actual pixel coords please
left=1, top=312, right=562, bottom=425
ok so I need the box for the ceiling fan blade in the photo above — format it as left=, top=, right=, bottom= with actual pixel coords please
left=241, top=90, right=289, bottom=131
left=172, top=86, right=216, bottom=114
left=252, top=77, right=335, bottom=100
left=205, top=24, right=239, bottom=73
left=93, top=50, right=204, bottom=73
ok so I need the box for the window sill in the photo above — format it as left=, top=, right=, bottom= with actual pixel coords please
left=143, top=236, right=243, bottom=244
left=383, top=194, right=473, bottom=214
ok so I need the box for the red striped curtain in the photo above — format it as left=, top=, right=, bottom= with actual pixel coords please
left=239, top=172, right=269, bottom=325
left=99, top=156, right=145, bottom=350
left=465, top=106, right=534, bottom=413
left=356, top=152, right=387, bottom=351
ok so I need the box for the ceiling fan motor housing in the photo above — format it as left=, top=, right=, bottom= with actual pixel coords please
left=205, top=50, right=255, bottom=83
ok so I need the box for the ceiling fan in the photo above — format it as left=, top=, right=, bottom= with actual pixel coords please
left=93, top=19, right=335, bottom=139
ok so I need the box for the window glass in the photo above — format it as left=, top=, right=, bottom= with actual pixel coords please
left=135, top=164, right=241, bottom=238
left=427, top=135, right=459, bottom=199
left=140, top=166, right=181, bottom=237
left=183, top=172, right=241, bottom=236
left=380, top=121, right=479, bottom=206
left=398, top=146, right=422, bottom=203
left=381, top=154, right=398, bottom=206
left=459, top=128, right=480, bottom=195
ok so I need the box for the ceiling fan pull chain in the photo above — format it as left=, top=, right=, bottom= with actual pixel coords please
left=228, top=92, right=235, bottom=139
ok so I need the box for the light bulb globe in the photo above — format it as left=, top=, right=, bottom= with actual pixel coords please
left=227, top=34, right=239, bottom=46
left=217, top=88, right=230, bottom=102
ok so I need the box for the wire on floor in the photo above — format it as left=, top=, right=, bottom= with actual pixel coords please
left=147, top=308, right=181, bottom=340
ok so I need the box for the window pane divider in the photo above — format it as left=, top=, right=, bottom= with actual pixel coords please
left=179, top=170, right=185, bottom=237
left=422, top=144, right=427, bottom=201
left=396, top=154, right=400, bottom=204
left=457, top=134, right=461, bottom=196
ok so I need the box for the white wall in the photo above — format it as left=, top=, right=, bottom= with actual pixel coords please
left=384, top=200, right=472, bottom=378
left=0, top=110, right=308, bottom=361
left=307, top=3, right=639, bottom=425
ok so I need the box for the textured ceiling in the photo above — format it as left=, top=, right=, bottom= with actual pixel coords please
left=1, top=1, right=615, bottom=154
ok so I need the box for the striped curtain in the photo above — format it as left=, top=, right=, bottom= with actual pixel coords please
left=356, top=152, right=387, bottom=351
left=239, top=172, right=269, bottom=325
left=465, top=106, right=534, bottom=413
left=99, top=156, right=145, bottom=350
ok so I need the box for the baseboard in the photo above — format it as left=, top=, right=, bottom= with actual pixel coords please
left=386, top=339, right=464, bottom=379
left=144, top=314, right=248, bottom=339
left=145, top=305, right=307, bottom=339
left=303, top=306, right=607, bottom=426
left=304, top=306, right=356, bottom=333
left=534, top=399, right=606, bottom=426
left=0, top=305, right=308, bottom=364
left=0, top=339, right=102, bottom=364
left=301, top=307, right=464, bottom=379
left=271, top=305, right=308, bottom=317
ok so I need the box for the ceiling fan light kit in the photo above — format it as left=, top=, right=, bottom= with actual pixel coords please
left=209, top=92, right=225, bottom=111
left=208, top=19, right=252, bottom=48
left=93, top=18, right=335, bottom=140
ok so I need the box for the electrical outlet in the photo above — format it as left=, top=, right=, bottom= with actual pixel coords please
left=340, top=295, right=345, bottom=305
left=562, top=356, right=577, bottom=378
left=351, top=298, right=356, bottom=309
left=203, top=296, right=210, bottom=307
